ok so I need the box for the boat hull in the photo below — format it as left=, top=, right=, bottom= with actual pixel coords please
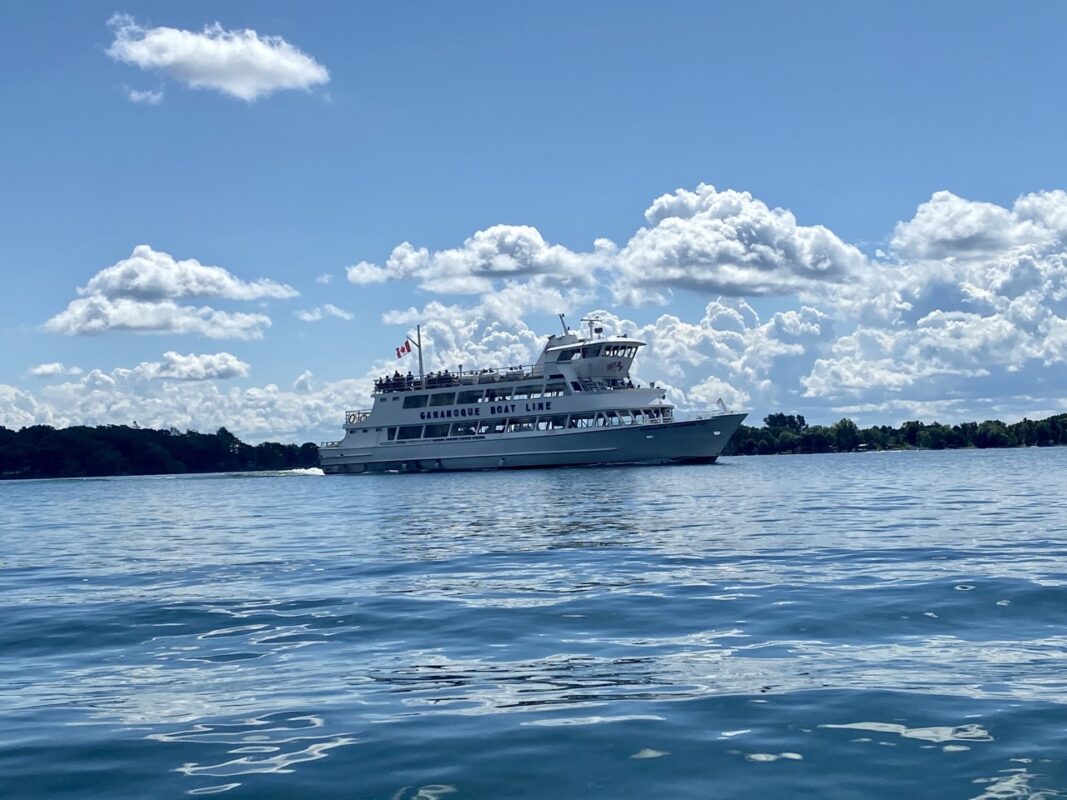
left=319, top=413, right=747, bottom=474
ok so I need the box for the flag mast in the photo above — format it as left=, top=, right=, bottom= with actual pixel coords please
left=408, top=325, right=424, bottom=388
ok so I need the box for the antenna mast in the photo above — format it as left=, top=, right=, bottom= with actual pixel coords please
left=558, top=313, right=569, bottom=335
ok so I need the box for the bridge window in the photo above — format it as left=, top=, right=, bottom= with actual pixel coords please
left=581, top=345, right=602, bottom=358
left=543, top=382, right=567, bottom=397
left=397, top=425, right=423, bottom=440
left=556, top=349, right=581, bottom=362
left=429, top=392, right=455, bottom=407
left=402, top=394, right=428, bottom=409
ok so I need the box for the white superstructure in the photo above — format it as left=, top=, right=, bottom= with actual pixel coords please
left=319, top=322, right=746, bottom=474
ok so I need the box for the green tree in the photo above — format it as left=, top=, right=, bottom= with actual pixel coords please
left=831, top=418, right=860, bottom=452
left=974, top=420, right=1017, bottom=448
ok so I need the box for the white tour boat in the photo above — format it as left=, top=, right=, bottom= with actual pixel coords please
left=319, top=317, right=747, bottom=474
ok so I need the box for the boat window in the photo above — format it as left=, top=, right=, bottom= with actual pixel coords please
left=457, top=390, right=483, bottom=404
left=423, top=424, right=450, bottom=438
left=386, top=427, right=398, bottom=441
left=543, top=382, right=567, bottom=397
left=450, top=422, right=477, bottom=437
left=535, top=414, right=568, bottom=431
left=506, top=417, right=536, bottom=433
left=512, top=385, right=539, bottom=401
left=604, top=411, right=623, bottom=426
left=397, top=425, right=423, bottom=440
left=489, top=419, right=507, bottom=434
left=661, top=408, right=673, bottom=420
left=593, top=413, right=608, bottom=427
left=556, top=348, right=580, bottom=361
left=473, top=420, right=494, bottom=435
left=485, top=388, right=511, bottom=402
left=402, top=394, right=428, bottom=409
left=549, top=373, right=565, bottom=379
left=429, top=392, right=455, bottom=407
left=581, top=345, right=602, bottom=358
left=618, top=410, right=634, bottom=425
left=570, top=381, right=583, bottom=393
left=569, top=412, right=597, bottom=428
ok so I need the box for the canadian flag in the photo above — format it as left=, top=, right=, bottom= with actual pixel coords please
left=396, top=339, right=412, bottom=359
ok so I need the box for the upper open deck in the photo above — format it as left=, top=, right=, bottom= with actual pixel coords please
left=373, top=333, right=646, bottom=395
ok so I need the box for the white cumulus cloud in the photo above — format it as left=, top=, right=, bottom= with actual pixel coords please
left=82, top=245, right=296, bottom=302
left=45, top=245, right=296, bottom=339
left=295, top=304, right=353, bottom=322
left=153, top=351, right=250, bottom=381
left=347, top=225, right=607, bottom=294
left=890, top=190, right=1061, bottom=260
left=615, top=184, right=866, bottom=303
left=44, top=296, right=273, bottom=340
left=107, top=15, right=329, bottom=102
left=28, top=363, right=83, bottom=378
left=125, top=86, right=163, bottom=104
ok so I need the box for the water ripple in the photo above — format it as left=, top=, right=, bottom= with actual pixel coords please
left=2, top=448, right=1066, bottom=798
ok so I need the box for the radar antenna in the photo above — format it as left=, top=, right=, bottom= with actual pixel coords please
left=580, top=315, right=604, bottom=339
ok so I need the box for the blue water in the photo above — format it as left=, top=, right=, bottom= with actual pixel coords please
left=2, top=448, right=1066, bottom=799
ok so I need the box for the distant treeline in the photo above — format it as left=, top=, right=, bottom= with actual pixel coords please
left=0, top=425, right=319, bottom=480
left=723, top=412, right=1067, bottom=456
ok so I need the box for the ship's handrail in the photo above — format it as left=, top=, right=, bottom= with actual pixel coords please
left=678, top=408, right=737, bottom=420
left=373, top=364, right=543, bottom=394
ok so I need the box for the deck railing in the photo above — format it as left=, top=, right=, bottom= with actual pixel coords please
left=373, top=364, right=542, bottom=394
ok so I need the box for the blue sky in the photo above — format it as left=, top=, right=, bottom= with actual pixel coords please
left=2, top=2, right=1066, bottom=441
